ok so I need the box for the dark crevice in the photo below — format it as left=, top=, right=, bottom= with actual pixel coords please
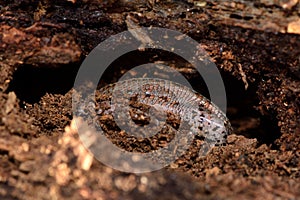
left=229, top=13, right=243, bottom=20
left=0, top=150, right=9, bottom=155
left=7, top=63, right=80, bottom=104
left=229, top=14, right=254, bottom=21
left=223, top=73, right=281, bottom=146
left=98, top=49, right=208, bottom=95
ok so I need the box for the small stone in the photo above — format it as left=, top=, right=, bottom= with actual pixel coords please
left=19, top=160, right=35, bottom=172
left=287, top=19, right=300, bottom=34
left=280, top=0, right=298, bottom=9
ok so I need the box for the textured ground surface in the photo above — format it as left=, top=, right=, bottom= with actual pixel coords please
left=0, top=0, right=299, bottom=199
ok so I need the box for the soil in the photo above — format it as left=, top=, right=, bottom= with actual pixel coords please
left=0, top=0, right=299, bottom=199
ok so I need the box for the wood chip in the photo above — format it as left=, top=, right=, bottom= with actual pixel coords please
left=5, top=92, right=17, bottom=114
